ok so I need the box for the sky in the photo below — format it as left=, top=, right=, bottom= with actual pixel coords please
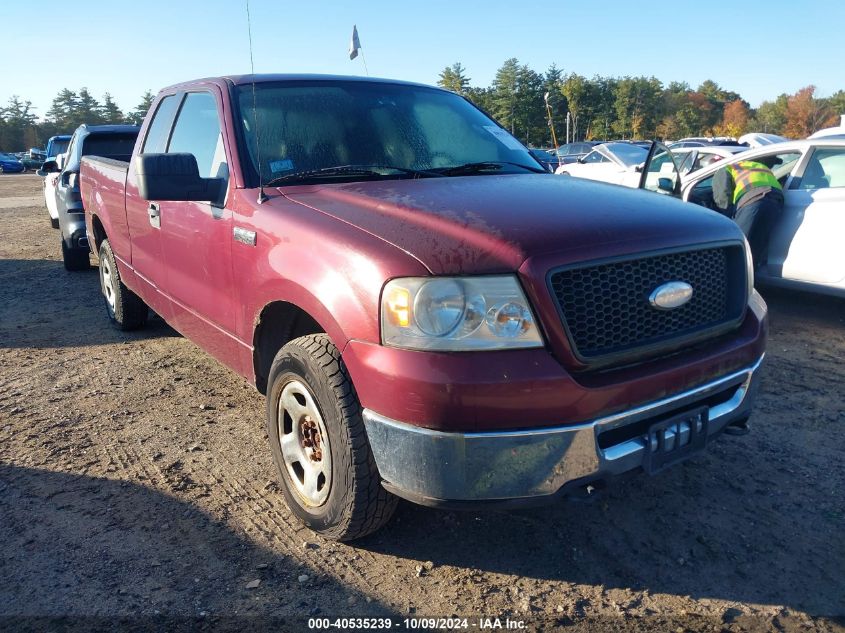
left=4, top=0, right=844, bottom=120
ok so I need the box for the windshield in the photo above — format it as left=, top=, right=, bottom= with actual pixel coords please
left=604, top=143, right=649, bottom=167
left=48, top=138, right=70, bottom=158
left=0, top=153, right=16, bottom=160
left=236, top=81, right=539, bottom=184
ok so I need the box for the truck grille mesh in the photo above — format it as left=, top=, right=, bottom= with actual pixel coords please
left=549, top=246, right=746, bottom=361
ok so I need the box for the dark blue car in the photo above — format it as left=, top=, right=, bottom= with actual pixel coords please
left=0, top=153, right=25, bottom=173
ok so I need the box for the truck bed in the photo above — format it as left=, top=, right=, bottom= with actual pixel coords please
left=80, top=155, right=131, bottom=264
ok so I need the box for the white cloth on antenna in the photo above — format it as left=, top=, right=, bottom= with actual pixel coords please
left=349, top=25, right=361, bottom=60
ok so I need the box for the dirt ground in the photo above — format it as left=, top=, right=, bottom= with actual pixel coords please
left=0, top=173, right=843, bottom=632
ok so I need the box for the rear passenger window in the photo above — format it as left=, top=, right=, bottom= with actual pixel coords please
left=798, top=149, right=845, bottom=189
left=142, top=95, right=179, bottom=154
left=167, top=92, right=227, bottom=179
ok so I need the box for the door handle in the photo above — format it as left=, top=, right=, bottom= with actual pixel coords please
left=148, top=202, right=161, bottom=229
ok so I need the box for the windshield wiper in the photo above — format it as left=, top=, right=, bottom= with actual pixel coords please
left=432, top=161, right=548, bottom=176
left=265, top=164, right=439, bottom=186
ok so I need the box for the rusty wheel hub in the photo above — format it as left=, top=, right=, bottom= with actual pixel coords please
left=300, top=416, right=323, bottom=461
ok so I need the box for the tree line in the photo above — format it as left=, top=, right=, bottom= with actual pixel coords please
left=2, top=64, right=844, bottom=152
left=0, top=88, right=153, bottom=152
left=439, top=59, right=845, bottom=147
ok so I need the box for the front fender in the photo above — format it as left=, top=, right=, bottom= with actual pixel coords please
left=231, top=188, right=429, bottom=384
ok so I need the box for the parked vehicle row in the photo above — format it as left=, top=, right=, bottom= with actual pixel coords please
left=38, top=125, right=140, bottom=269
left=0, top=153, right=26, bottom=173
left=555, top=141, right=650, bottom=186
left=78, top=74, right=766, bottom=541
left=672, top=145, right=746, bottom=176
left=40, top=135, right=73, bottom=227
left=528, top=148, right=560, bottom=171
left=555, top=141, right=603, bottom=164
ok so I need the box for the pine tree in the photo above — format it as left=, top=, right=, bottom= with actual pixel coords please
left=76, top=88, right=104, bottom=126
left=0, top=96, right=38, bottom=151
left=542, top=65, right=565, bottom=147
left=101, top=93, right=125, bottom=124
left=438, top=63, right=471, bottom=95
left=492, top=58, right=520, bottom=135
left=46, top=89, right=79, bottom=129
left=129, top=90, right=155, bottom=126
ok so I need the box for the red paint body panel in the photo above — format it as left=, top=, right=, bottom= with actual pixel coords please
left=81, top=75, right=767, bottom=435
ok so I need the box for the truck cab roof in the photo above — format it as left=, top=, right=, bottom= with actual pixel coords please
left=159, top=73, right=444, bottom=94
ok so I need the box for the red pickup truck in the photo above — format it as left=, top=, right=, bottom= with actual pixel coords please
left=81, top=75, right=767, bottom=541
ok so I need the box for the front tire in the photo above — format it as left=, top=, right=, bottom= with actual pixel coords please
left=266, top=334, right=397, bottom=541
left=62, top=239, right=90, bottom=271
left=98, top=239, right=148, bottom=330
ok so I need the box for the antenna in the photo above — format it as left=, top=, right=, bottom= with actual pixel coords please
left=246, top=0, right=267, bottom=204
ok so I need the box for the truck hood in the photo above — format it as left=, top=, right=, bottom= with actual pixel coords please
left=281, top=174, right=742, bottom=274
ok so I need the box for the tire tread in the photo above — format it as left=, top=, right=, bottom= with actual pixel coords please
left=273, top=334, right=398, bottom=541
left=99, top=239, right=148, bottom=331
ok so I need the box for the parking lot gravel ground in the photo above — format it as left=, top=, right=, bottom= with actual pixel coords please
left=1, top=173, right=843, bottom=632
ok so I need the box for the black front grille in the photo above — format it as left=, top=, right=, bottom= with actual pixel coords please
left=549, top=245, right=746, bottom=362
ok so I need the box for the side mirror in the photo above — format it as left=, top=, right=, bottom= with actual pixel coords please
left=136, top=153, right=223, bottom=202
left=36, top=160, right=59, bottom=177
left=657, top=177, right=674, bottom=193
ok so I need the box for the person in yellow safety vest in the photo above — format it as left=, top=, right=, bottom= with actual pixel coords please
left=713, top=157, right=784, bottom=270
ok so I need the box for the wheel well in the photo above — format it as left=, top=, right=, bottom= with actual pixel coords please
left=253, top=301, right=325, bottom=394
left=91, top=215, right=107, bottom=255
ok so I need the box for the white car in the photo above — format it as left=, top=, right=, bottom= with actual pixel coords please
left=555, top=142, right=650, bottom=187
left=808, top=115, right=845, bottom=140
left=679, top=139, right=845, bottom=297
left=42, top=153, right=66, bottom=229
left=672, top=146, right=746, bottom=176
left=738, top=132, right=788, bottom=147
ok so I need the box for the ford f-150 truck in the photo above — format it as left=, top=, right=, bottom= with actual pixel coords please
left=81, top=75, right=767, bottom=541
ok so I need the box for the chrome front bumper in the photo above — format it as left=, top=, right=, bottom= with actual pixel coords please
left=362, top=355, right=764, bottom=505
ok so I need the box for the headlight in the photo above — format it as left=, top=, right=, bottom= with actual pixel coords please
left=381, top=276, right=544, bottom=351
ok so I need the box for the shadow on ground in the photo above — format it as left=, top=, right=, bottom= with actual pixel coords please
left=0, top=258, right=177, bottom=349
left=0, top=464, right=396, bottom=625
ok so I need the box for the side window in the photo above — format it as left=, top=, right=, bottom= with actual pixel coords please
left=63, top=134, right=78, bottom=168
left=796, top=148, right=845, bottom=190
left=141, top=95, right=179, bottom=154
left=167, top=92, right=227, bottom=179
left=678, top=151, right=695, bottom=174
left=768, top=151, right=802, bottom=184
left=641, top=145, right=680, bottom=196
left=582, top=151, right=604, bottom=164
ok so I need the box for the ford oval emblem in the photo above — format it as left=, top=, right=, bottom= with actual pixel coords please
left=649, top=281, right=694, bottom=310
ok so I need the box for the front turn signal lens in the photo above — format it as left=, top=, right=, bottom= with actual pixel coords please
left=384, top=286, right=411, bottom=327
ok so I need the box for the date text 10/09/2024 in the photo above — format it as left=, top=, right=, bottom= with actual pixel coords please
left=307, top=617, right=527, bottom=630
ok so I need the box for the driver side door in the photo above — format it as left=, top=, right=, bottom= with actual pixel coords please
left=157, top=89, right=237, bottom=365
left=638, top=141, right=681, bottom=197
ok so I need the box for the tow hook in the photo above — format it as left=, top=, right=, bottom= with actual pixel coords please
left=723, top=418, right=751, bottom=436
